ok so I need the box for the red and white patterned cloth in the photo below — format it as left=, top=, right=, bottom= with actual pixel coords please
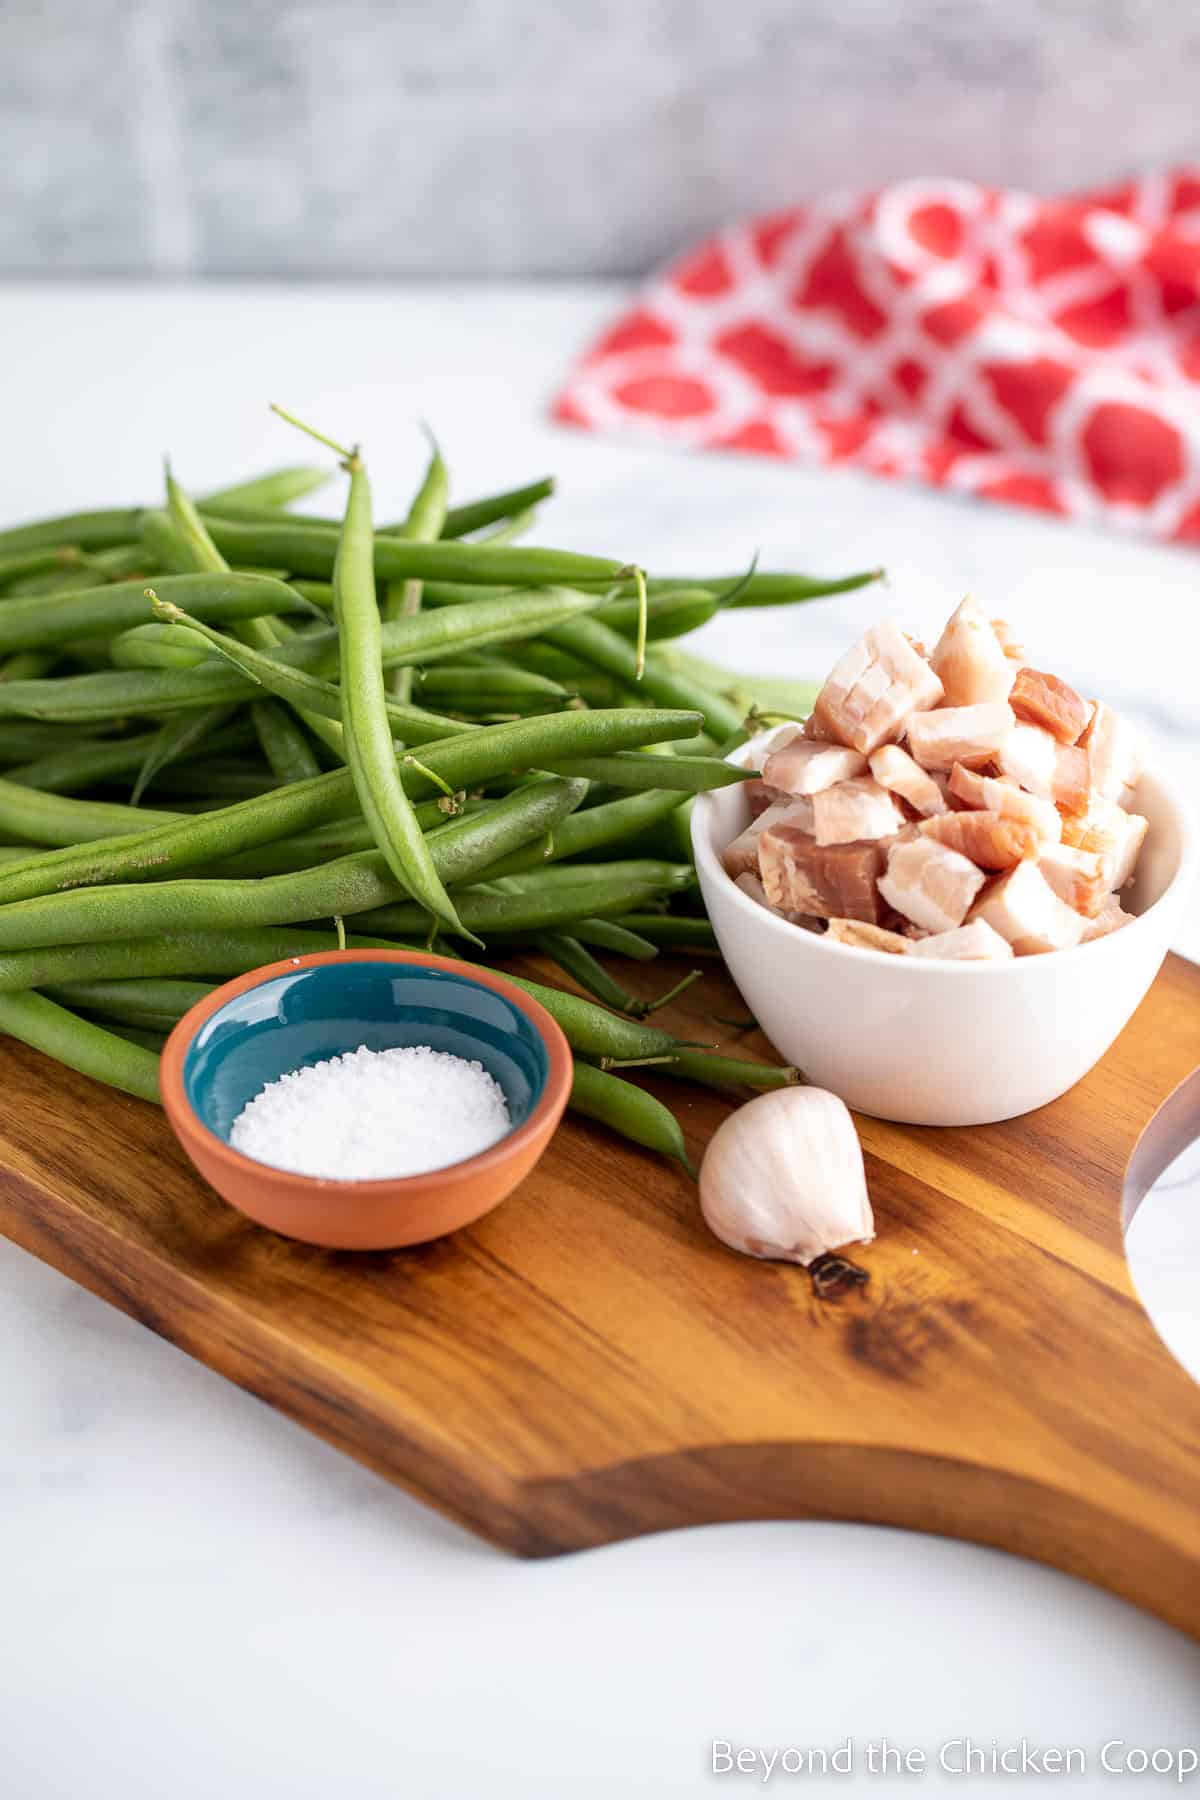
left=555, top=172, right=1200, bottom=542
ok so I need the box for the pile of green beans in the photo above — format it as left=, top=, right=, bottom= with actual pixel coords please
left=0, top=439, right=879, bottom=1172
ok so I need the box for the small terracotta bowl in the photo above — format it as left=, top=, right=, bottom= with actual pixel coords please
left=160, top=949, right=572, bottom=1250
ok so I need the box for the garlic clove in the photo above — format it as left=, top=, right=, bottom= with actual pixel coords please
left=699, top=1087, right=874, bottom=1267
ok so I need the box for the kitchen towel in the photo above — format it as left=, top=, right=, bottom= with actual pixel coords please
left=555, top=172, right=1200, bottom=542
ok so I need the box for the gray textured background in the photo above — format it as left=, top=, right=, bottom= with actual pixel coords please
left=3, top=0, right=1199, bottom=278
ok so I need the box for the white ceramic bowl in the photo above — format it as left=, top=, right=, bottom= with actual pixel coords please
left=693, top=726, right=1198, bottom=1126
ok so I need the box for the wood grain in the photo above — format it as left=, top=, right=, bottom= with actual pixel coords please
left=1, top=950, right=1198, bottom=1635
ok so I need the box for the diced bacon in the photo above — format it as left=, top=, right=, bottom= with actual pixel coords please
left=946, top=763, right=1062, bottom=844
left=743, top=778, right=777, bottom=820
left=721, top=798, right=814, bottom=878
left=905, top=919, right=1015, bottom=961
left=810, top=618, right=944, bottom=754
left=868, top=744, right=949, bottom=816
left=758, top=824, right=889, bottom=923
left=906, top=702, right=1015, bottom=772
left=877, top=837, right=986, bottom=933
left=812, top=778, right=906, bottom=846
left=918, top=810, right=1040, bottom=869
left=826, top=918, right=911, bottom=954
left=1081, top=895, right=1135, bottom=942
left=968, top=861, right=1085, bottom=954
left=1037, top=843, right=1109, bottom=918
left=735, top=871, right=823, bottom=931
left=762, top=737, right=867, bottom=796
left=929, top=597, right=1016, bottom=706
left=994, top=724, right=1089, bottom=812
left=1062, top=798, right=1148, bottom=890
left=1009, top=666, right=1092, bottom=745
left=801, top=712, right=840, bottom=742
left=1081, top=701, right=1143, bottom=806
left=991, top=619, right=1026, bottom=662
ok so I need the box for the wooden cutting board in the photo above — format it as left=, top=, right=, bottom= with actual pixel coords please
left=1, top=949, right=1198, bottom=1638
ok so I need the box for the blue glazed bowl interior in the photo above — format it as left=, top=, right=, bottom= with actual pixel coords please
left=183, top=961, right=550, bottom=1148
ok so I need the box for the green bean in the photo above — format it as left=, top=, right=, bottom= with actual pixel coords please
left=500, top=975, right=679, bottom=1061
left=662, top=1051, right=799, bottom=1091
left=251, top=698, right=321, bottom=784
left=0, top=571, right=304, bottom=654
left=0, top=707, right=698, bottom=904
left=534, top=934, right=642, bottom=1014
left=0, top=470, right=328, bottom=560
left=0, top=720, right=87, bottom=761
left=204, top=515, right=627, bottom=588
left=48, top=977, right=213, bottom=1032
left=132, top=705, right=239, bottom=806
left=473, top=859, right=694, bottom=894
left=0, top=774, right=179, bottom=846
left=0, top=652, right=60, bottom=682
left=0, top=926, right=410, bottom=994
left=6, top=731, right=161, bottom=794
left=433, top=477, right=555, bottom=540
left=0, top=547, right=86, bottom=590
left=385, top=434, right=449, bottom=703
left=109, top=622, right=211, bottom=670
left=202, top=466, right=333, bottom=510
left=0, top=509, right=144, bottom=557
left=145, top=764, right=279, bottom=802
left=597, top=569, right=884, bottom=605
left=140, top=508, right=190, bottom=569
left=358, top=859, right=690, bottom=941
left=320, top=441, right=474, bottom=943
left=544, top=613, right=743, bottom=741
left=542, top=752, right=752, bottom=793
left=717, top=568, right=884, bottom=608
left=564, top=917, right=660, bottom=961
left=7, top=584, right=608, bottom=726
left=0, top=774, right=585, bottom=952
left=592, top=586, right=718, bottom=643
left=209, top=797, right=464, bottom=877
left=470, top=508, right=539, bottom=545
left=568, top=1060, right=692, bottom=1171
left=415, top=665, right=568, bottom=703
left=612, top=912, right=718, bottom=950
left=484, top=786, right=686, bottom=878
left=422, top=582, right=717, bottom=647
left=98, top=1021, right=169, bottom=1053
left=0, top=989, right=160, bottom=1102
left=152, top=597, right=470, bottom=746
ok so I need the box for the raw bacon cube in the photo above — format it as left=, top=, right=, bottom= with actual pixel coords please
left=906, top=702, right=1015, bottom=772
left=812, top=778, right=906, bottom=846
left=877, top=837, right=986, bottom=933
left=1009, top=666, right=1092, bottom=745
left=947, top=763, right=1062, bottom=844
left=918, top=809, right=1040, bottom=869
left=868, top=744, right=949, bottom=816
left=968, top=861, right=1086, bottom=953
left=810, top=618, right=944, bottom=755
left=1081, top=701, right=1143, bottom=806
left=930, top=597, right=1016, bottom=706
left=758, top=823, right=889, bottom=923
left=905, top=919, right=1015, bottom=961
left=762, top=736, right=867, bottom=795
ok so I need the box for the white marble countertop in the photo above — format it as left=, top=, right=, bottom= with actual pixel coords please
left=1, top=283, right=1198, bottom=1796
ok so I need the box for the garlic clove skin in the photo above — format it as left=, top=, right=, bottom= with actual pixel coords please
left=699, top=1087, right=874, bottom=1266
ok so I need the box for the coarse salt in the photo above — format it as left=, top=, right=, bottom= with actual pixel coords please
left=229, top=1044, right=511, bottom=1181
